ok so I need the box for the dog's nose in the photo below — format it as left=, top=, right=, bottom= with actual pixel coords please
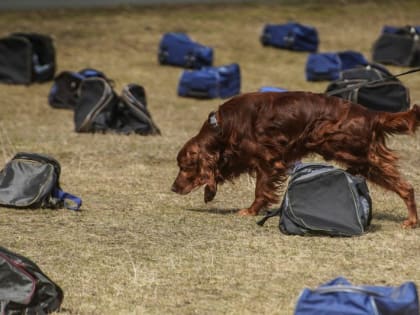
left=171, top=184, right=178, bottom=193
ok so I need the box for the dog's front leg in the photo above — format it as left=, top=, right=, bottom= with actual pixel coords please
left=238, top=170, right=275, bottom=216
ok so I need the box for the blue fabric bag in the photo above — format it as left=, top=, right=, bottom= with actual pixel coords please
left=261, top=22, right=319, bottom=52
left=305, top=51, right=368, bottom=81
left=294, top=277, right=419, bottom=315
left=158, top=32, right=213, bottom=69
left=178, top=63, right=240, bottom=99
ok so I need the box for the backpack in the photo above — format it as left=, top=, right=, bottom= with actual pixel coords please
left=326, top=64, right=410, bottom=112
left=0, top=33, right=55, bottom=84
left=294, top=277, right=419, bottom=315
left=257, top=163, right=372, bottom=237
left=260, top=22, right=319, bottom=52
left=118, top=83, right=161, bottom=135
left=177, top=63, right=241, bottom=99
left=372, top=25, right=420, bottom=67
left=0, top=246, right=64, bottom=314
left=158, top=32, right=213, bottom=69
left=305, top=51, right=368, bottom=81
left=0, top=152, right=82, bottom=210
left=48, top=68, right=109, bottom=109
left=74, top=77, right=161, bottom=135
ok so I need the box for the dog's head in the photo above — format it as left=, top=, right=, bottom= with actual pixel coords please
left=171, top=136, right=220, bottom=203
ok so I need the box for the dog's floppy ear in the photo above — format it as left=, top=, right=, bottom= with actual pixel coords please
left=199, top=151, right=220, bottom=203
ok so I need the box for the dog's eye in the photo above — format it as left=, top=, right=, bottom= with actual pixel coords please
left=187, top=151, right=198, bottom=159
left=181, top=165, right=196, bottom=172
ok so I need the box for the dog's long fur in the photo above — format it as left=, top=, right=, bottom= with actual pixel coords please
left=172, top=92, right=420, bottom=228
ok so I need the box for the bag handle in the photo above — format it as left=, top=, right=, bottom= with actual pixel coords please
left=313, top=284, right=383, bottom=297
left=53, top=188, right=82, bottom=211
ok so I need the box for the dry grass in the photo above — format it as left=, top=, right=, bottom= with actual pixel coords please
left=0, top=1, right=420, bottom=314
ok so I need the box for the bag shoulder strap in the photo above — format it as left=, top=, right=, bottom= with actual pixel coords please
left=256, top=208, right=282, bottom=226
left=257, top=195, right=287, bottom=226
left=52, top=188, right=82, bottom=211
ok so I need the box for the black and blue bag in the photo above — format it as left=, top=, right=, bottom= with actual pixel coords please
left=260, top=22, right=319, bottom=52
left=372, top=25, right=420, bottom=67
left=178, top=63, right=240, bottom=99
left=0, top=152, right=82, bottom=211
left=0, top=246, right=64, bottom=314
left=0, top=33, right=55, bottom=84
left=305, top=50, right=368, bottom=81
left=48, top=68, right=109, bottom=109
left=158, top=32, right=213, bottom=69
left=258, top=163, right=372, bottom=237
left=294, top=277, right=419, bottom=315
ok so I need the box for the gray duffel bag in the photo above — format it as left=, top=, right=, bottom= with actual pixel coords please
left=0, top=152, right=81, bottom=210
left=258, top=163, right=372, bottom=236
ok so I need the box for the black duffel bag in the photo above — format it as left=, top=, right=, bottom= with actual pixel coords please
left=74, top=77, right=161, bottom=135
left=326, top=64, right=410, bottom=112
left=258, top=163, right=372, bottom=237
left=372, top=25, right=420, bottom=67
left=0, top=33, right=55, bottom=84
left=0, top=246, right=64, bottom=314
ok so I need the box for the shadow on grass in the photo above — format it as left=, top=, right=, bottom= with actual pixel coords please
left=367, top=224, right=382, bottom=233
left=367, top=212, right=407, bottom=232
left=374, top=212, right=405, bottom=223
left=186, top=207, right=240, bottom=215
left=186, top=207, right=276, bottom=216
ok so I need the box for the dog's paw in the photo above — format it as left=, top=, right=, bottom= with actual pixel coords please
left=238, top=208, right=258, bottom=216
left=402, top=218, right=418, bottom=229
left=204, top=185, right=216, bottom=203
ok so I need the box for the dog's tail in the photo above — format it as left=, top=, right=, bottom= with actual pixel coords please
left=375, top=104, right=420, bottom=136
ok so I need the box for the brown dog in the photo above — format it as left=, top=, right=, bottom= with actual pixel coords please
left=171, top=92, right=420, bottom=228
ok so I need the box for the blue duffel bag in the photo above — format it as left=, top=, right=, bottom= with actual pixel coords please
left=178, top=63, right=240, bottom=99
left=294, top=277, right=419, bottom=315
left=260, top=22, right=319, bottom=52
left=305, top=50, right=368, bottom=81
left=158, top=32, right=213, bottom=69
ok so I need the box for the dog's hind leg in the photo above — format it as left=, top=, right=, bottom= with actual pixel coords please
left=351, top=145, right=418, bottom=228
left=338, top=145, right=417, bottom=228
left=365, top=165, right=417, bottom=228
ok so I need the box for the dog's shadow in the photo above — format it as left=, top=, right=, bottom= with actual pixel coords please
left=369, top=212, right=408, bottom=232
left=186, top=207, right=277, bottom=217
left=186, top=207, right=241, bottom=215
left=374, top=212, right=405, bottom=222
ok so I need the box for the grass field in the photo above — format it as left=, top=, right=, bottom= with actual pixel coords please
left=1, top=1, right=420, bottom=314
